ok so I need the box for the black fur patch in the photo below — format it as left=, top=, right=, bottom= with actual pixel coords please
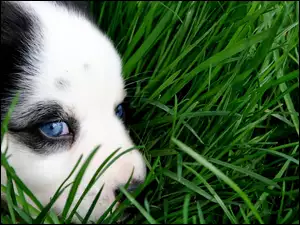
left=1, top=1, right=41, bottom=120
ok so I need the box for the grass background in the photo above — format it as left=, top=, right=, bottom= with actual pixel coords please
left=1, top=1, right=299, bottom=224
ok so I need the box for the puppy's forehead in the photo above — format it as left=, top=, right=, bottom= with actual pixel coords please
left=20, top=1, right=125, bottom=109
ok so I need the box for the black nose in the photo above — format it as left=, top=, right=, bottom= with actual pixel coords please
left=114, top=180, right=142, bottom=201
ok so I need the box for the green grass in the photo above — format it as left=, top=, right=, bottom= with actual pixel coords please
left=1, top=1, right=299, bottom=224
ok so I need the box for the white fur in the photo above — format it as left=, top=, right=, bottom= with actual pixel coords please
left=1, top=1, right=146, bottom=223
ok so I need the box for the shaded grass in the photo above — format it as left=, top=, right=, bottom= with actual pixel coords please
left=1, top=1, right=299, bottom=224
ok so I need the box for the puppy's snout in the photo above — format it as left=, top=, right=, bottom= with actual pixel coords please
left=114, top=180, right=143, bottom=200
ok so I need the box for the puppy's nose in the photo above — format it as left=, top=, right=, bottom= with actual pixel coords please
left=115, top=180, right=143, bottom=200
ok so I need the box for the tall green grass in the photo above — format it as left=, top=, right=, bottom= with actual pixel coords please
left=1, top=1, right=299, bottom=224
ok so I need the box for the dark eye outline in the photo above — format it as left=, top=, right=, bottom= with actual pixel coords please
left=115, top=104, right=125, bottom=119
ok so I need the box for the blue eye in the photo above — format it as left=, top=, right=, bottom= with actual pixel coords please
left=115, top=104, right=124, bottom=119
left=39, top=121, right=70, bottom=138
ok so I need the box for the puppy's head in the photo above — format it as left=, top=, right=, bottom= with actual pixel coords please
left=1, top=1, right=146, bottom=222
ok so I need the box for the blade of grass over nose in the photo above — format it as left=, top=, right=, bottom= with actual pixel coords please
left=61, top=146, right=100, bottom=220
left=81, top=184, right=104, bottom=224
left=95, top=146, right=145, bottom=181
left=33, top=183, right=73, bottom=224
left=99, top=158, right=152, bottom=224
left=103, top=157, right=160, bottom=224
left=65, top=147, right=120, bottom=223
left=99, top=169, right=135, bottom=224
left=32, top=153, right=84, bottom=224
left=172, top=138, right=264, bottom=224
left=65, top=146, right=142, bottom=223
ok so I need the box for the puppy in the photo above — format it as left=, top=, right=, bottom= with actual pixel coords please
left=1, top=1, right=146, bottom=222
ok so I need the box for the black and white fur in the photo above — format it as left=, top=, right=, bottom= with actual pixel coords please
left=1, top=1, right=146, bottom=222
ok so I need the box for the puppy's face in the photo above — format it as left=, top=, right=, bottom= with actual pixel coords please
left=1, top=1, right=146, bottom=222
